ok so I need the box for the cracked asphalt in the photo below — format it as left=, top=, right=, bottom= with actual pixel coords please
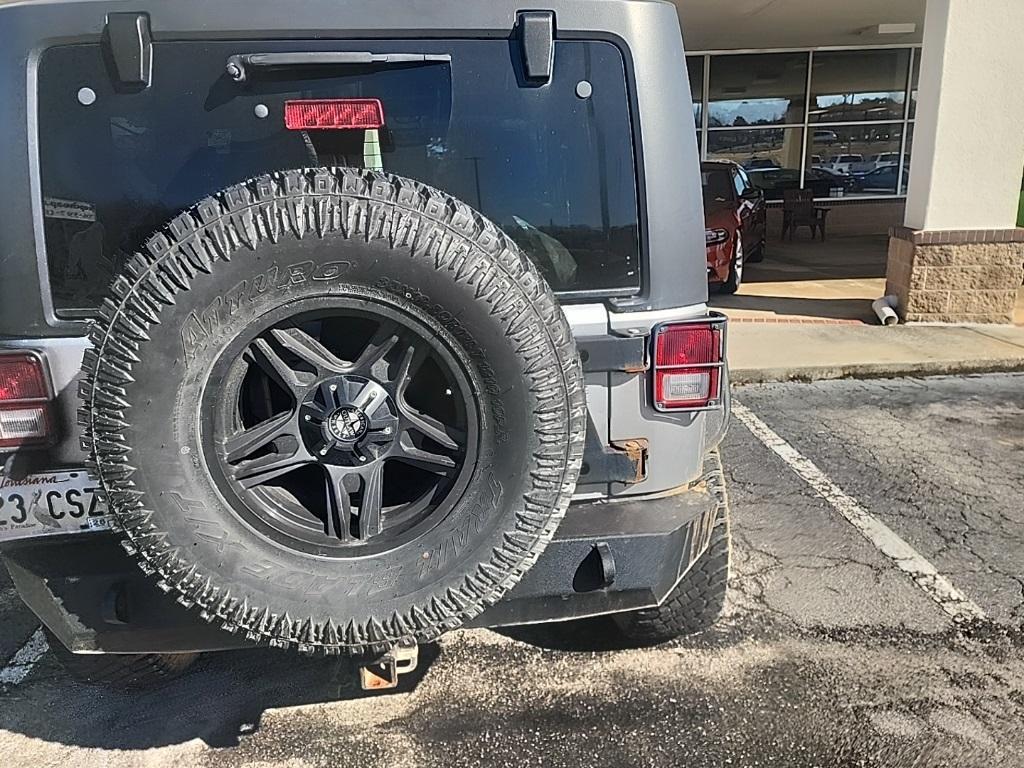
left=2, top=373, right=1023, bottom=767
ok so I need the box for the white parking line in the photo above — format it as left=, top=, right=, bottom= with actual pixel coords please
left=732, top=400, right=987, bottom=623
left=0, top=627, right=48, bottom=688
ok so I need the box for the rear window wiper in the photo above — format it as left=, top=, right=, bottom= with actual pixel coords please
left=225, top=52, right=451, bottom=82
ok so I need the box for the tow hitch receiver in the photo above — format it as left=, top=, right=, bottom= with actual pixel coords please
left=359, top=638, right=419, bottom=690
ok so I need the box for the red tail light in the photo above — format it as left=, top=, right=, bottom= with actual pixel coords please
left=0, top=356, right=49, bottom=401
left=284, top=99, right=385, bottom=130
left=653, top=321, right=725, bottom=411
left=0, top=351, right=54, bottom=449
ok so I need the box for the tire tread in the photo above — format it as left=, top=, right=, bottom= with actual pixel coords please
left=616, top=451, right=731, bottom=644
left=79, top=168, right=586, bottom=655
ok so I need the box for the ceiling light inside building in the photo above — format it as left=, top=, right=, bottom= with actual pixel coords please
left=877, top=23, right=917, bottom=35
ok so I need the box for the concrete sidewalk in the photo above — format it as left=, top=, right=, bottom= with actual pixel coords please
left=729, top=323, right=1024, bottom=384
left=711, top=235, right=1024, bottom=326
left=712, top=236, right=889, bottom=325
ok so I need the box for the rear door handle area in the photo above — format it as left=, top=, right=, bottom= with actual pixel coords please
left=225, top=52, right=452, bottom=82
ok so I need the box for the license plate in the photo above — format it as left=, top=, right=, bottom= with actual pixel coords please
left=0, top=470, right=110, bottom=544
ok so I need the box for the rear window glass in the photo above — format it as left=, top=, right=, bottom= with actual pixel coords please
left=38, top=39, right=641, bottom=315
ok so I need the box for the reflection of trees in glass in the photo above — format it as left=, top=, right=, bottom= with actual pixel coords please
left=810, top=92, right=904, bottom=122
left=707, top=128, right=803, bottom=172
left=709, top=99, right=795, bottom=128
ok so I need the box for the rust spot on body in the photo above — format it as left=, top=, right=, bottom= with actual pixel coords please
left=611, top=438, right=649, bottom=484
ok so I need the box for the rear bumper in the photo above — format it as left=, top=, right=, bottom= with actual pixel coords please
left=3, top=481, right=718, bottom=654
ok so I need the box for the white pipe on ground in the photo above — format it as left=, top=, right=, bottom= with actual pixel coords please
left=872, top=296, right=900, bottom=326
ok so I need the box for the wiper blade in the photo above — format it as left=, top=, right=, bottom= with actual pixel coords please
left=226, top=52, right=451, bottom=82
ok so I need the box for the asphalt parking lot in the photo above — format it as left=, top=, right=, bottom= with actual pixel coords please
left=2, top=373, right=1023, bottom=768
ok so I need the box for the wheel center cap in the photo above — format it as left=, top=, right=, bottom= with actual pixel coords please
left=326, top=406, right=369, bottom=442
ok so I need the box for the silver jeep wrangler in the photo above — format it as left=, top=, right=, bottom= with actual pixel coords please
left=0, top=0, right=730, bottom=688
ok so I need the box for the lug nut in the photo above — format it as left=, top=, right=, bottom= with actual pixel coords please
left=330, top=384, right=337, bottom=392
left=305, top=415, right=311, bottom=421
left=383, top=427, right=392, bottom=435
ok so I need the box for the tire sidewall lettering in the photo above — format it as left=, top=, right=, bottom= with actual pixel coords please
left=180, top=259, right=353, bottom=362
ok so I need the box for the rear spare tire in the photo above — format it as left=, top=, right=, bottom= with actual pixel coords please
left=80, top=169, right=586, bottom=654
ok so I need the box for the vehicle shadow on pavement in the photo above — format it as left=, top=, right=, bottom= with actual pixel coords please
left=710, top=293, right=877, bottom=322
left=0, top=620, right=743, bottom=752
left=498, top=616, right=673, bottom=652
left=0, top=643, right=440, bottom=749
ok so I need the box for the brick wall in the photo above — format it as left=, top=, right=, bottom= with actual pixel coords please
left=885, top=227, right=1024, bottom=324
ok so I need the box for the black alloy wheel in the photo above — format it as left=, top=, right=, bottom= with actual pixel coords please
left=207, top=300, right=478, bottom=557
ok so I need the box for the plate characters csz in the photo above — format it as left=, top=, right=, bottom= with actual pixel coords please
left=0, top=470, right=109, bottom=543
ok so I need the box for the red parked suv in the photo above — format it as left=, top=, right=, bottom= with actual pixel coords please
left=703, top=161, right=767, bottom=294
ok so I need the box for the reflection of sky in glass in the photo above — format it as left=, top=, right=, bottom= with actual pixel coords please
left=815, top=92, right=903, bottom=109
left=709, top=98, right=794, bottom=127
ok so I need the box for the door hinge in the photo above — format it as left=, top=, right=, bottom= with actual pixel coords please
left=104, top=12, right=153, bottom=89
left=517, top=11, right=555, bottom=84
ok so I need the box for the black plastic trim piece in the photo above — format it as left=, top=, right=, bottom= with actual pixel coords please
left=595, top=542, right=616, bottom=588
left=517, top=11, right=555, bottom=83
left=103, top=12, right=152, bottom=89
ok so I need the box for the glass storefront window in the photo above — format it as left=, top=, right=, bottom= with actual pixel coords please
left=694, top=47, right=917, bottom=198
left=708, top=53, right=807, bottom=127
left=688, top=55, right=704, bottom=128
left=808, top=49, right=912, bottom=123
left=805, top=123, right=905, bottom=197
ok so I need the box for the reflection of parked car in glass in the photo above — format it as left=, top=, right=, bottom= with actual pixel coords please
left=851, top=163, right=908, bottom=194
left=743, top=157, right=780, bottom=171
left=702, top=161, right=766, bottom=294
left=810, top=167, right=858, bottom=195
left=746, top=167, right=854, bottom=201
left=812, top=129, right=838, bottom=143
left=852, top=153, right=901, bottom=174
left=823, top=154, right=863, bottom=175
left=746, top=168, right=802, bottom=200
